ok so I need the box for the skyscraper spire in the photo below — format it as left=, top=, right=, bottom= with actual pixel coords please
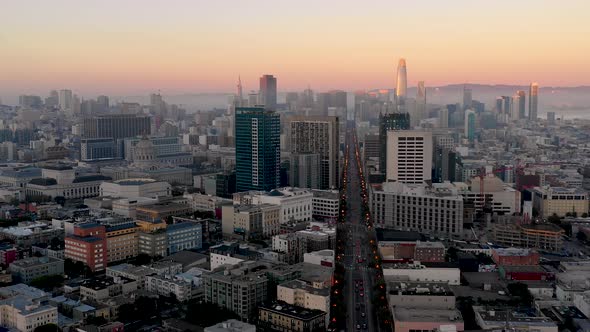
left=237, top=75, right=243, bottom=102
left=395, top=58, right=408, bottom=101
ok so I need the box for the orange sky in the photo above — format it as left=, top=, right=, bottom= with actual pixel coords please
left=1, top=0, right=589, bottom=100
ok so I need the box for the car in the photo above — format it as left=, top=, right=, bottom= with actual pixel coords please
left=362, top=323, right=367, bottom=329
left=361, top=312, right=366, bottom=318
left=355, top=304, right=360, bottom=310
left=356, top=324, right=361, bottom=330
left=360, top=292, right=364, bottom=297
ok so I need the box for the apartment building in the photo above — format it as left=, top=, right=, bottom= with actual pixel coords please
left=105, top=222, right=139, bottom=264
left=258, top=301, right=326, bottom=332
left=8, top=257, right=64, bottom=284
left=65, top=223, right=107, bottom=271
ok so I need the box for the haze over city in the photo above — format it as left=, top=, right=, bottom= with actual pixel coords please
left=2, top=0, right=590, bottom=102
left=0, top=2, right=590, bottom=332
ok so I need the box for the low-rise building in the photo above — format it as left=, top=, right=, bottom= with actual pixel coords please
left=0, top=284, right=57, bottom=332
left=258, top=301, right=326, bottom=332
left=204, top=319, right=256, bottom=332
left=145, top=274, right=193, bottom=301
left=136, top=202, right=191, bottom=223
left=303, top=250, right=334, bottom=268
left=391, top=307, right=464, bottom=332
left=8, top=257, right=64, bottom=284
left=387, top=281, right=456, bottom=309
left=277, top=279, right=330, bottom=325
left=138, top=229, right=168, bottom=257
left=100, top=178, right=172, bottom=199
left=80, top=276, right=138, bottom=302
left=383, top=262, right=461, bottom=285
left=311, top=189, right=339, bottom=221
left=272, top=233, right=306, bottom=265
left=209, top=243, right=262, bottom=271
left=473, top=306, right=558, bottom=332
left=492, top=248, right=540, bottom=266
left=222, top=204, right=280, bottom=239
left=166, top=221, right=202, bottom=255
left=532, top=187, right=589, bottom=218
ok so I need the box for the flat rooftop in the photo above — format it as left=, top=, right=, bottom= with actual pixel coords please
left=392, top=307, right=463, bottom=323
left=259, top=301, right=325, bottom=320
left=387, top=281, right=453, bottom=296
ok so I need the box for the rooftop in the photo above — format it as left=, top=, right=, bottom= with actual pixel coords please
left=474, top=306, right=556, bottom=326
left=387, top=281, right=453, bottom=296
left=81, top=276, right=134, bottom=290
left=493, top=248, right=537, bottom=256
left=113, top=178, right=157, bottom=185
left=279, top=279, right=330, bottom=297
left=259, top=301, right=326, bottom=320
left=9, top=256, right=62, bottom=268
left=392, top=307, right=463, bottom=323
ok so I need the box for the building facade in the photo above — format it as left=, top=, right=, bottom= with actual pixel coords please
left=386, top=130, right=433, bottom=184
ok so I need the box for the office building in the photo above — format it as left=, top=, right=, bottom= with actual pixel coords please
left=145, top=275, right=193, bottom=301
left=531, top=187, right=589, bottom=218
left=371, top=182, right=464, bottom=236
left=473, top=306, right=557, bottom=332
left=58, top=89, right=73, bottom=111
left=379, top=112, right=411, bottom=172
left=65, top=223, right=107, bottom=271
left=138, top=230, right=168, bottom=257
left=289, top=153, right=321, bottom=189
left=289, top=116, right=339, bottom=190
left=310, top=189, right=339, bottom=221
left=166, top=221, right=202, bottom=255
left=529, top=82, right=539, bottom=121
left=202, top=263, right=269, bottom=321
left=517, top=90, right=526, bottom=119
left=222, top=204, right=280, bottom=239
left=258, top=301, right=326, bottom=332
left=234, top=187, right=313, bottom=225
left=463, top=86, right=472, bottom=110
left=259, top=74, right=277, bottom=110
left=18, top=95, right=43, bottom=109
left=414, top=81, right=426, bottom=127
left=395, top=58, right=408, bottom=103
left=8, top=257, right=64, bottom=284
left=464, top=175, right=521, bottom=214
left=80, top=138, right=118, bottom=161
left=386, top=130, right=432, bottom=184
left=83, top=114, right=151, bottom=139
left=464, top=110, right=475, bottom=142
left=235, top=107, right=280, bottom=192
left=547, top=111, right=556, bottom=124
left=105, top=222, right=139, bottom=264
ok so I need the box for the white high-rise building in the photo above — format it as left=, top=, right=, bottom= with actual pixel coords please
left=386, top=130, right=433, bottom=184
left=395, top=58, right=407, bottom=102
left=58, top=89, right=72, bottom=111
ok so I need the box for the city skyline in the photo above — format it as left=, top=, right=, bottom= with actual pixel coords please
left=2, top=0, right=589, bottom=100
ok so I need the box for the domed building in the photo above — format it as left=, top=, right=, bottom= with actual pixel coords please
left=132, top=136, right=157, bottom=169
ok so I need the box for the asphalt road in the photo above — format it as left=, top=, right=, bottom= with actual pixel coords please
left=342, top=126, right=379, bottom=332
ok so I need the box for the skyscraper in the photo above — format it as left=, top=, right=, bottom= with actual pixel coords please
left=414, top=81, right=426, bottom=127
left=464, top=110, right=476, bottom=142
left=289, top=116, right=340, bottom=190
left=386, top=130, right=432, bottom=184
left=517, top=90, right=526, bottom=119
left=83, top=114, right=152, bottom=139
left=58, top=89, right=73, bottom=111
left=379, top=112, right=410, bottom=173
left=259, top=75, right=277, bottom=110
left=462, top=86, right=472, bottom=110
left=235, top=107, right=280, bottom=192
left=395, top=58, right=407, bottom=103
left=529, top=82, right=539, bottom=121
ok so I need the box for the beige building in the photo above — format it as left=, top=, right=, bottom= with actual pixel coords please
left=0, top=284, right=57, bottom=332
left=106, top=223, right=139, bottom=263
left=222, top=204, right=280, bottom=240
left=277, top=279, right=330, bottom=326
left=386, top=130, right=433, bottom=184
left=532, top=187, right=589, bottom=218
left=258, top=301, right=326, bottom=332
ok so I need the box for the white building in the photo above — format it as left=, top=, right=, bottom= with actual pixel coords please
left=371, top=182, right=464, bottom=236
left=574, top=292, right=590, bottom=318
left=100, top=178, right=171, bottom=199
left=311, top=189, right=339, bottom=221
left=0, top=284, right=58, bottom=332
left=386, top=130, right=433, bottom=184
left=383, top=262, right=460, bottom=285
left=145, top=275, right=193, bottom=302
left=234, top=187, right=313, bottom=224
left=183, top=193, right=230, bottom=212
left=466, top=175, right=521, bottom=214
left=304, top=249, right=335, bottom=268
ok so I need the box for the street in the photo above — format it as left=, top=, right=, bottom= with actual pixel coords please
left=341, top=122, right=379, bottom=332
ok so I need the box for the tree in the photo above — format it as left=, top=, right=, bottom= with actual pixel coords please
left=548, top=213, right=561, bottom=225
left=34, top=324, right=61, bottom=332
left=30, top=275, right=65, bottom=291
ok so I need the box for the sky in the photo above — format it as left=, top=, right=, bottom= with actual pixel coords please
left=1, top=0, right=589, bottom=101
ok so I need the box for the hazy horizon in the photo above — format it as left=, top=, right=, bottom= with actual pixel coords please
left=2, top=0, right=589, bottom=100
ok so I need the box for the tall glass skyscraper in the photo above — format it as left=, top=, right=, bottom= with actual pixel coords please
left=259, top=75, right=277, bottom=110
left=395, top=58, right=407, bottom=102
left=235, top=107, right=280, bottom=192
left=529, top=82, right=539, bottom=121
